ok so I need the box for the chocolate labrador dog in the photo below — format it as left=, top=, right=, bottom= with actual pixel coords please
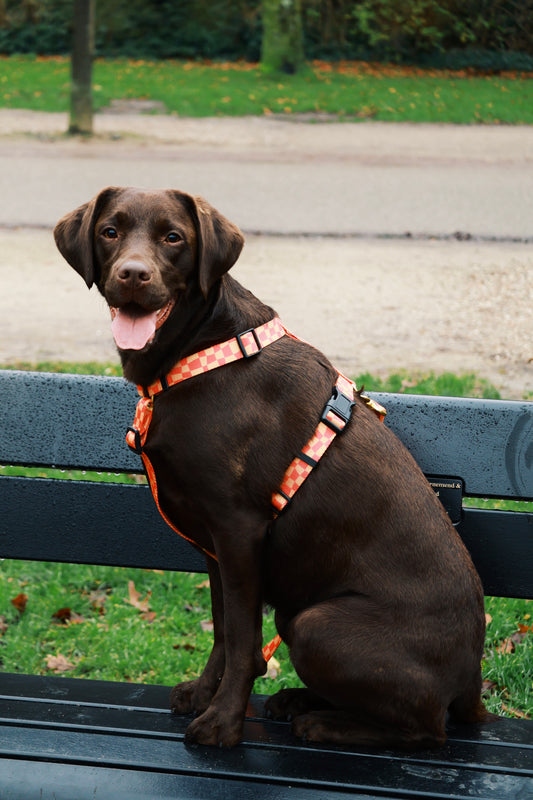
left=54, top=186, right=490, bottom=749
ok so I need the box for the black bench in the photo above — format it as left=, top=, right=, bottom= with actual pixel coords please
left=1, top=368, right=532, bottom=799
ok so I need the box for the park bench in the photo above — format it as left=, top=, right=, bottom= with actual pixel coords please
left=0, top=367, right=532, bottom=799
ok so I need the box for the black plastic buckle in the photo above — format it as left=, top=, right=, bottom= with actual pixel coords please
left=321, top=386, right=355, bottom=434
left=236, top=328, right=262, bottom=358
left=127, top=426, right=143, bottom=455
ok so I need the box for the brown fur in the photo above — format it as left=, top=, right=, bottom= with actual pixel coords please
left=54, top=187, right=490, bottom=749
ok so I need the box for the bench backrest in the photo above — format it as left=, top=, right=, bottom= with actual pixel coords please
left=1, top=370, right=532, bottom=598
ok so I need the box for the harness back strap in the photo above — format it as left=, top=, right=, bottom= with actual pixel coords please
left=272, top=373, right=386, bottom=514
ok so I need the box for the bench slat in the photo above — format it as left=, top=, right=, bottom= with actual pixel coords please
left=373, top=391, right=533, bottom=500
left=0, top=370, right=141, bottom=473
left=0, top=475, right=207, bottom=574
left=461, top=507, right=533, bottom=598
left=2, top=476, right=532, bottom=598
left=0, top=675, right=531, bottom=800
left=2, top=371, right=532, bottom=499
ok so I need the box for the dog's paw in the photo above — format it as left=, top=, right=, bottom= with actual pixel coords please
left=170, top=679, right=214, bottom=716
left=185, top=707, right=243, bottom=748
left=170, top=680, right=196, bottom=715
left=291, top=711, right=334, bottom=743
left=265, top=688, right=330, bottom=721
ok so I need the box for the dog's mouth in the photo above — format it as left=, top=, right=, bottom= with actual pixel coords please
left=110, top=300, right=175, bottom=351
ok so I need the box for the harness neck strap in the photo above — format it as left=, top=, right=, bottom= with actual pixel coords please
left=139, top=317, right=286, bottom=399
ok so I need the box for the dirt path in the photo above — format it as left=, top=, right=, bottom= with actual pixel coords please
left=0, top=111, right=531, bottom=398
left=1, top=228, right=531, bottom=399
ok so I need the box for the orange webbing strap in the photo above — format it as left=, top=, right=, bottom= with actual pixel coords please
left=143, top=317, right=286, bottom=397
left=126, top=398, right=218, bottom=561
left=272, top=373, right=353, bottom=514
left=262, top=634, right=282, bottom=662
left=272, top=372, right=386, bottom=515
left=126, top=401, right=281, bottom=661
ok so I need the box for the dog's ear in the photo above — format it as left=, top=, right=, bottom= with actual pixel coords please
left=185, top=194, right=244, bottom=297
left=54, top=187, right=121, bottom=288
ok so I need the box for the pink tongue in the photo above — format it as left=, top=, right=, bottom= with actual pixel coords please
left=111, top=309, right=158, bottom=350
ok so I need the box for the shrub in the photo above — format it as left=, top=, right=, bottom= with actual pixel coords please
left=0, top=0, right=531, bottom=68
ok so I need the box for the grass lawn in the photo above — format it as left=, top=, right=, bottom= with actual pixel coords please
left=0, top=364, right=531, bottom=718
left=1, top=55, right=533, bottom=124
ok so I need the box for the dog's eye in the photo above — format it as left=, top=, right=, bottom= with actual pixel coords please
left=102, top=227, right=118, bottom=239
left=165, top=232, right=182, bottom=244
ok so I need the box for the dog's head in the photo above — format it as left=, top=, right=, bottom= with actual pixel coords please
left=54, top=187, right=244, bottom=352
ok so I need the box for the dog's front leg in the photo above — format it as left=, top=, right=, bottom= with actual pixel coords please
left=185, top=522, right=267, bottom=748
left=170, top=557, right=226, bottom=716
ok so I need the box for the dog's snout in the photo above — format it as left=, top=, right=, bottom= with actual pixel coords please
left=117, top=260, right=152, bottom=285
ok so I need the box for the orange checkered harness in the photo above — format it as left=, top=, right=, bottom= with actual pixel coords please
left=126, top=317, right=386, bottom=661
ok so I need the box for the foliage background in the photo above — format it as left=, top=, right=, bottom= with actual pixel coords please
left=1, top=0, right=533, bottom=70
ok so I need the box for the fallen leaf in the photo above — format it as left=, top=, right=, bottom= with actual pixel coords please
left=11, top=593, right=28, bottom=613
left=52, top=608, right=85, bottom=625
left=485, top=613, right=492, bottom=625
left=501, top=704, right=531, bottom=720
left=0, top=615, right=8, bottom=634
left=140, top=611, right=157, bottom=624
left=52, top=607, right=72, bottom=623
left=496, top=637, right=515, bottom=654
left=482, top=679, right=498, bottom=695
left=195, top=579, right=210, bottom=590
left=200, top=619, right=214, bottom=633
left=495, top=629, right=529, bottom=654
left=45, top=654, right=76, bottom=673
left=173, top=642, right=196, bottom=651
left=88, top=590, right=108, bottom=612
left=127, top=580, right=151, bottom=612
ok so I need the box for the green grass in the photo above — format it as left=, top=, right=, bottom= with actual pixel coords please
left=1, top=55, right=533, bottom=124
left=355, top=370, right=501, bottom=399
left=1, top=559, right=530, bottom=716
left=0, top=362, right=531, bottom=718
left=0, top=560, right=293, bottom=694
left=1, top=360, right=122, bottom=376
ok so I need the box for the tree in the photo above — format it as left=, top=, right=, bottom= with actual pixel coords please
left=261, top=0, right=305, bottom=74
left=69, top=0, right=94, bottom=135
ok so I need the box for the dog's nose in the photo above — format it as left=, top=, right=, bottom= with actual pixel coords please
left=117, top=261, right=152, bottom=285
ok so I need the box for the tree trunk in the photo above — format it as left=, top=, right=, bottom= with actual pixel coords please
left=69, top=0, right=94, bottom=135
left=261, top=0, right=305, bottom=74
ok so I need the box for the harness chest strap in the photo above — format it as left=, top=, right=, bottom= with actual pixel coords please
left=126, top=317, right=287, bottom=563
